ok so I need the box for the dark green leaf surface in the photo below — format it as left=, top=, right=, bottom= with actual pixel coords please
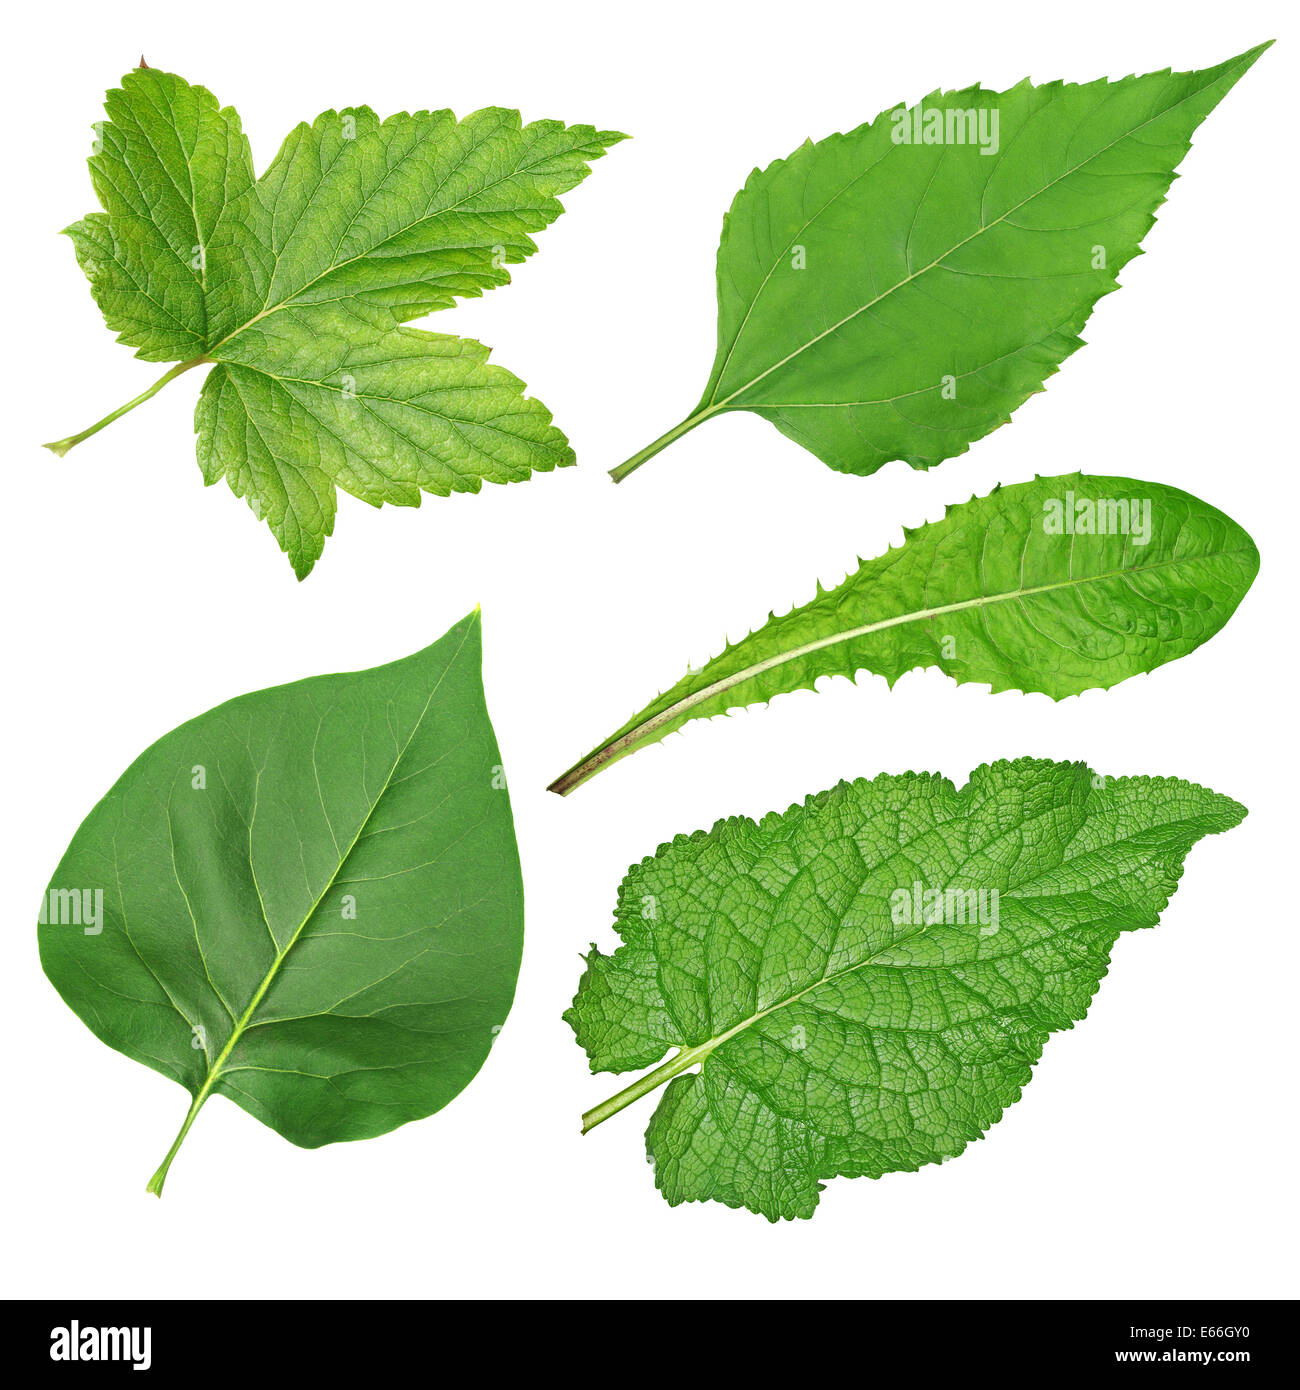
left=611, top=45, right=1267, bottom=482
left=51, top=67, right=625, bottom=576
left=38, top=613, right=522, bottom=1193
left=568, top=760, right=1245, bottom=1220
left=550, top=474, right=1258, bottom=793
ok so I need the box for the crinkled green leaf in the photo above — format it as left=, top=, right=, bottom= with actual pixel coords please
left=567, top=759, right=1245, bottom=1220
left=611, top=45, right=1268, bottom=482
left=52, top=66, right=625, bottom=576
left=38, top=612, right=523, bottom=1194
left=550, top=474, right=1258, bottom=793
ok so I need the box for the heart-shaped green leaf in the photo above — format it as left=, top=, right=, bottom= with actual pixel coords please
left=38, top=612, right=522, bottom=1194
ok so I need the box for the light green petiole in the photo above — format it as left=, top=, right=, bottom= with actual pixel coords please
left=44, top=356, right=210, bottom=457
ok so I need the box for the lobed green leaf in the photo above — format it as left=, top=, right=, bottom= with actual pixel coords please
left=57, top=67, right=625, bottom=575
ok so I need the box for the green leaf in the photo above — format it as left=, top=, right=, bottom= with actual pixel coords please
left=48, top=67, right=625, bottom=577
left=550, top=473, right=1258, bottom=794
left=567, top=759, right=1245, bottom=1220
left=610, top=44, right=1268, bottom=483
left=38, top=612, right=523, bottom=1194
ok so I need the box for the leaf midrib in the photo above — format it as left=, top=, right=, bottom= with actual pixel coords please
left=598, top=547, right=1250, bottom=767
left=183, top=625, right=470, bottom=1112
left=660, top=796, right=1222, bottom=1085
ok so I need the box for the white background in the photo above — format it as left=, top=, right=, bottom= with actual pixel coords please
left=3, top=0, right=1295, bottom=1300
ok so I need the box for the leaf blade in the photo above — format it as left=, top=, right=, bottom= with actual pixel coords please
left=206, top=104, right=626, bottom=340
left=38, top=613, right=523, bottom=1187
left=69, top=67, right=257, bottom=361
left=568, top=760, right=1247, bottom=1219
left=198, top=302, right=573, bottom=578
left=59, top=67, right=624, bottom=572
left=549, top=473, right=1258, bottom=792
left=616, top=45, right=1268, bottom=480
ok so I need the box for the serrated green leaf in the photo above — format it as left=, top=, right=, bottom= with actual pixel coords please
left=610, top=45, right=1268, bottom=482
left=567, top=759, right=1245, bottom=1220
left=38, top=612, right=523, bottom=1194
left=550, top=473, right=1258, bottom=793
left=195, top=302, right=574, bottom=576
left=49, top=66, right=625, bottom=576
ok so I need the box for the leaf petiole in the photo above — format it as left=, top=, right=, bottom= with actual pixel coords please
left=581, top=1040, right=717, bottom=1133
left=608, top=407, right=718, bottom=483
left=44, top=355, right=210, bottom=457
left=145, top=1086, right=212, bottom=1197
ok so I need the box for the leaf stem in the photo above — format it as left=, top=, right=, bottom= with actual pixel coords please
left=581, top=1041, right=713, bottom=1134
left=44, top=355, right=210, bottom=457
left=548, top=740, right=627, bottom=797
left=608, top=408, right=717, bottom=483
left=145, top=1088, right=211, bottom=1197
